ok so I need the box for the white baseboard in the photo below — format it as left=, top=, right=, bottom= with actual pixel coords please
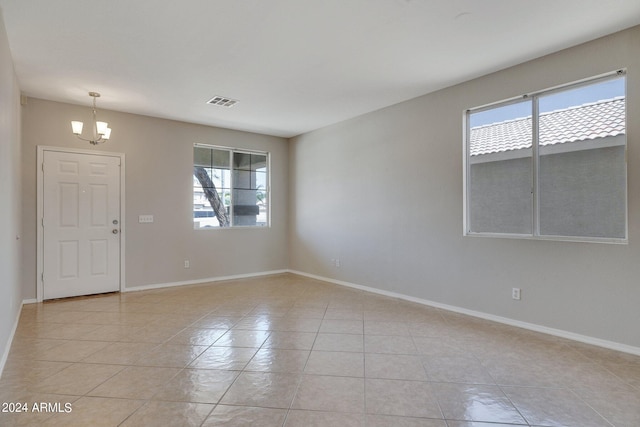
left=288, top=269, right=640, bottom=357
left=0, top=302, right=25, bottom=379
left=123, top=269, right=289, bottom=293
left=22, top=298, right=38, bottom=305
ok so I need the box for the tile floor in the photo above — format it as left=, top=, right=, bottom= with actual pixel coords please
left=1, top=273, right=639, bottom=426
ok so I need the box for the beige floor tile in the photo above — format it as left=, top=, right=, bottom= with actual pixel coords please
left=165, top=327, right=227, bottom=346
left=152, top=369, right=238, bottom=403
left=324, top=309, right=364, bottom=321
left=575, top=385, right=640, bottom=427
left=446, top=422, right=527, bottom=427
left=269, top=317, right=322, bottom=333
left=480, top=357, right=564, bottom=388
left=149, top=312, right=205, bottom=327
left=503, top=386, right=613, bottom=427
left=604, top=362, right=640, bottom=389
left=81, top=341, right=158, bottom=365
left=220, top=371, right=301, bottom=408
left=212, top=329, right=271, bottom=348
left=121, top=325, right=184, bottom=343
left=366, top=414, right=447, bottom=427
left=403, top=307, right=446, bottom=324
left=287, top=307, right=327, bottom=318
left=0, top=359, right=71, bottom=387
left=65, top=311, right=131, bottom=326
left=202, top=405, right=287, bottom=427
left=327, top=301, right=364, bottom=312
left=411, top=336, right=468, bottom=357
left=3, top=273, right=639, bottom=426
left=189, top=346, right=257, bottom=370
left=16, top=323, right=103, bottom=340
left=423, top=356, right=494, bottom=384
left=365, top=353, right=427, bottom=380
left=319, top=319, right=364, bottom=334
left=233, top=315, right=278, bottom=330
left=213, top=307, right=255, bottom=316
left=120, top=311, right=170, bottom=325
left=364, top=320, right=410, bottom=336
left=406, top=321, right=452, bottom=338
left=6, top=337, right=65, bottom=359
left=245, top=348, right=310, bottom=373
left=191, top=315, right=242, bottom=329
left=365, top=335, right=417, bottom=354
left=363, top=309, right=407, bottom=322
left=285, top=410, right=364, bottom=426
left=120, top=400, right=213, bottom=426
left=305, top=350, right=364, bottom=377
left=292, top=375, right=365, bottom=413
left=33, top=310, right=94, bottom=324
left=555, top=361, right=634, bottom=392
left=249, top=305, right=292, bottom=317
left=313, top=333, right=364, bottom=352
left=32, top=340, right=109, bottom=363
left=41, top=396, right=143, bottom=427
left=76, top=324, right=145, bottom=341
left=132, top=343, right=208, bottom=368
left=88, top=366, right=180, bottom=399
left=262, top=331, right=317, bottom=350
left=365, top=378, right=442, bottom=418
left=31, top=363, right=124, bottom=395
left=569, top=341, right=640, bottom=365
left=432, top=383, right=526, bottom=424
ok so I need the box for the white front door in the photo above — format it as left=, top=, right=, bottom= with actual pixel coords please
left=43, top=150, right=121, bottom=299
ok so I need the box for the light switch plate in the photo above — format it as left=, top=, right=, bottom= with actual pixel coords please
left=138, top=215, right=154, bottom=223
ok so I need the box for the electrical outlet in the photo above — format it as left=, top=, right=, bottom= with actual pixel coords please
left=335, top=259, right=341, bottom=268
left=184, top=260, right=190, bottom=268
left=512, top=288, right=521, bottom=300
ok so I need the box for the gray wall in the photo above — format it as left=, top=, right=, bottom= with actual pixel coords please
left=0, top=9, right=22, bottom=369
left=289, top=26, right=640, bottom=348
left=21, top=99, right=289, bottom=298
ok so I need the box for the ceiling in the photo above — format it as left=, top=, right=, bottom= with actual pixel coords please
left=1, top=0, right=639, bottom=138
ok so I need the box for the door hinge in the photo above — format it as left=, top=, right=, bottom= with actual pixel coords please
left=41, top=273, right=44, bottom=282
left=41, top=163, right=44, bottom=172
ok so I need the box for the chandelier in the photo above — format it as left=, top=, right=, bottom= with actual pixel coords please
left=71, top=92, right=112, bottom=145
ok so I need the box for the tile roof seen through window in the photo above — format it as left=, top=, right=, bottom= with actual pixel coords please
left=470, top=97, right=625, bottom=156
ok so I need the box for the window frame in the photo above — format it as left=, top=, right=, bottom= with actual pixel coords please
left=193, top=143, right=271, bottom=229
left=463, top=70, right=627, bottom=244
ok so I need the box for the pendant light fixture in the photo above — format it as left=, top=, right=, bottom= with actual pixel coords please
left=71, top=92, right=112, bottom=145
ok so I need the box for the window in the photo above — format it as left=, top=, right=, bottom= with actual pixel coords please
left=464, top=71, right=627, bottom=242
left=193, top=144, right=269, bottom=228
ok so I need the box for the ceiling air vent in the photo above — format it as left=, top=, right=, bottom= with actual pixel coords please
left=207, top=96, right=239, bottom=107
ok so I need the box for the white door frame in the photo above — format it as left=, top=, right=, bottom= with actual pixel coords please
left=36, top=145, right=126, bottom=302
